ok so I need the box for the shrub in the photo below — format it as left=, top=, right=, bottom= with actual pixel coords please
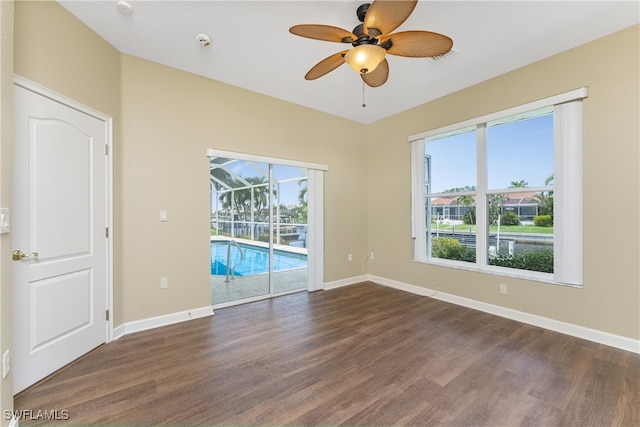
left=489, top=249, right=554, bottom=273
left=432, top=237, right=476, bottom=262
left=500, top=211, right=520, bottom=226
left=431, top=237, right=459, bottom=258
left=534, top=215, right=553, bottom=227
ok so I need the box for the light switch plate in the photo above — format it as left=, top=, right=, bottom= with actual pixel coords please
left=159, top=210, right=168, bottom=222
left=2, top=350, right=9, bottom=379
left=0, top=208, right=9, bottom=234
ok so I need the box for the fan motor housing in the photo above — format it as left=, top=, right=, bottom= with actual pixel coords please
left=356, top=3, right=370, bottom=22
left=351, top=24, right=380, bottom=48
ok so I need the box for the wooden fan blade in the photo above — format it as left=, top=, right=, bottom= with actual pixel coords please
left=381, top=31, right=453, bottom=57
left=305, top=51, right=348, bottom=80
left=289, top=24, right=355, bottom=43
left=361, top=58, right=389, bottom=87
left=364, top=0, right=418, bottom=37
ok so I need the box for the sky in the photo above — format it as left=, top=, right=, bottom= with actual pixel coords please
left=211, top=159, right=307, bottom=208
left=426, top=113, right=554, bottom=193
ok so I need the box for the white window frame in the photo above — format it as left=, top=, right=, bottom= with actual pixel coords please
left=410, top=87, right=588, bottom=287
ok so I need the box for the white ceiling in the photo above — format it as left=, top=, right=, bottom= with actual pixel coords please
left=58, top=1, right=639, bottom=124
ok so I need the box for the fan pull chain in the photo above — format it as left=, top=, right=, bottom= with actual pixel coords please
left=362, top=81, right=366, bottom=108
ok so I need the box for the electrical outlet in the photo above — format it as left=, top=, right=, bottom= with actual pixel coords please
left=160, top=277, right=168, bottom=289
left=2, top=350, right=10, bottom=379
left=500, top=284, right=508, bottom=295
left=369, top=252, right=374, bottom=260
left=348, top=254, right=353, bottom=262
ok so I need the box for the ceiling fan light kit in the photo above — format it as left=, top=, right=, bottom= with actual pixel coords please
left=344, top=44, right=386, bottom=74
left=289, top=0, right=453, bottom=88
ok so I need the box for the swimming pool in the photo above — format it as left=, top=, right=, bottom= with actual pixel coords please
left=210, top=240, right=307, bottom=276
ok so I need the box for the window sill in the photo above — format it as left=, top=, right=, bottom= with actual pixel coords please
left=411, top=258, right=583, bottom=288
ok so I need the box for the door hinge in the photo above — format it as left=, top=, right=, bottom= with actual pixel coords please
left=104, top=144, right=109, bottom=155
left=105, top=309, right=109, bottom=321
left=105, top=227, right=109, bottom=238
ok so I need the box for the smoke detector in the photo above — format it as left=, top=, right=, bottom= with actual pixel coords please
left=116, top=1, right=133, bottom=15
left=196, top=34, right=211, bottom=47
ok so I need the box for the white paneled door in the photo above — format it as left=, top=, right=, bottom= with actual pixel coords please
left=12, top=82, right=110, bottom=393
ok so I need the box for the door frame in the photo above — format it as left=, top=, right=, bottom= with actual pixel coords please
left=207, top=148, right=327, bottom=299
left=14, top=75, right=114, bottom=342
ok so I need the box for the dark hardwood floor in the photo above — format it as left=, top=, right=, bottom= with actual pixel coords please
left=15, top=282, right=640, bottom=426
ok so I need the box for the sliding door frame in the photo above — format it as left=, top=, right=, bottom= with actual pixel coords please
left=207, top=148, right=327, bottom=294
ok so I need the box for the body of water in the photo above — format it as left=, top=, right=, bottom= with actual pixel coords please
left=211, top=241, right=307, bottom=276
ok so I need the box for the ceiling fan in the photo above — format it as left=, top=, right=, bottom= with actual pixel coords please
left=289, top=0, right=453, bottom=88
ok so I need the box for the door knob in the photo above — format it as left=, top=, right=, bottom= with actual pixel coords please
left=12, top=250, right=38, bottom=261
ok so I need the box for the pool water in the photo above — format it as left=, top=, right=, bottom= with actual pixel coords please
left=211, top=241, right=307, bottom=276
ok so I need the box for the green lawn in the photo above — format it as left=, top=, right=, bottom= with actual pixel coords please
left=432, top=222, right=554, bottom=235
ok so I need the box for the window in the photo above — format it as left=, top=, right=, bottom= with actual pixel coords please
left=411, top=88, right=587, bottom=286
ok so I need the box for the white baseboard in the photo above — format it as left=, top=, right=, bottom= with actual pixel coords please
left=324, top=275, right=367, bottom=290
left=112, top=324, right=125, bottom=341
left=367, top=274, right=640, bottom=354
left=367, top=275, right=439, bottom=297
left=109, top=277, right=639, bottom=354
left=112, top=306, right=214, bottom=340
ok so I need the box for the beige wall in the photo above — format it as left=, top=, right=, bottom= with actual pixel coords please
left=119, top=55, right=367, bottom=322
left=0, top=2, right=14, bottom=423
left=12, top=1, right=368, bottom=326
left=13, top=1, right=121, bottom=117
left=366, top=25, right=640, bottom=340
left=4, top=9, right=638, bottom=422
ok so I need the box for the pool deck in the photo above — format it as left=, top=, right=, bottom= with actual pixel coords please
left=211, top=268, right=307, bottom=307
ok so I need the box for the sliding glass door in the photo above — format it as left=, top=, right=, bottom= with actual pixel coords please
left=209, top=153, right=310, bottom=307
left=271, top=164, right=308, bottom=295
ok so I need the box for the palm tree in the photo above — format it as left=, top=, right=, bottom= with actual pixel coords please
left=453, top=185, right=476, bottom=207
left=509, top=179, right=529, bottom=188
left=488, top=193, right=506, bottom=225
left=245, top=176, right=271, bottom=216
left=218, top=179, right=250, bottom=220
left=534, top=174, right=554, bottom=216
left=444, top=186, right=476, bottom=224
left=296, top=179, right=308, bottom=223
left=218, top=176, right=275, bottom=221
